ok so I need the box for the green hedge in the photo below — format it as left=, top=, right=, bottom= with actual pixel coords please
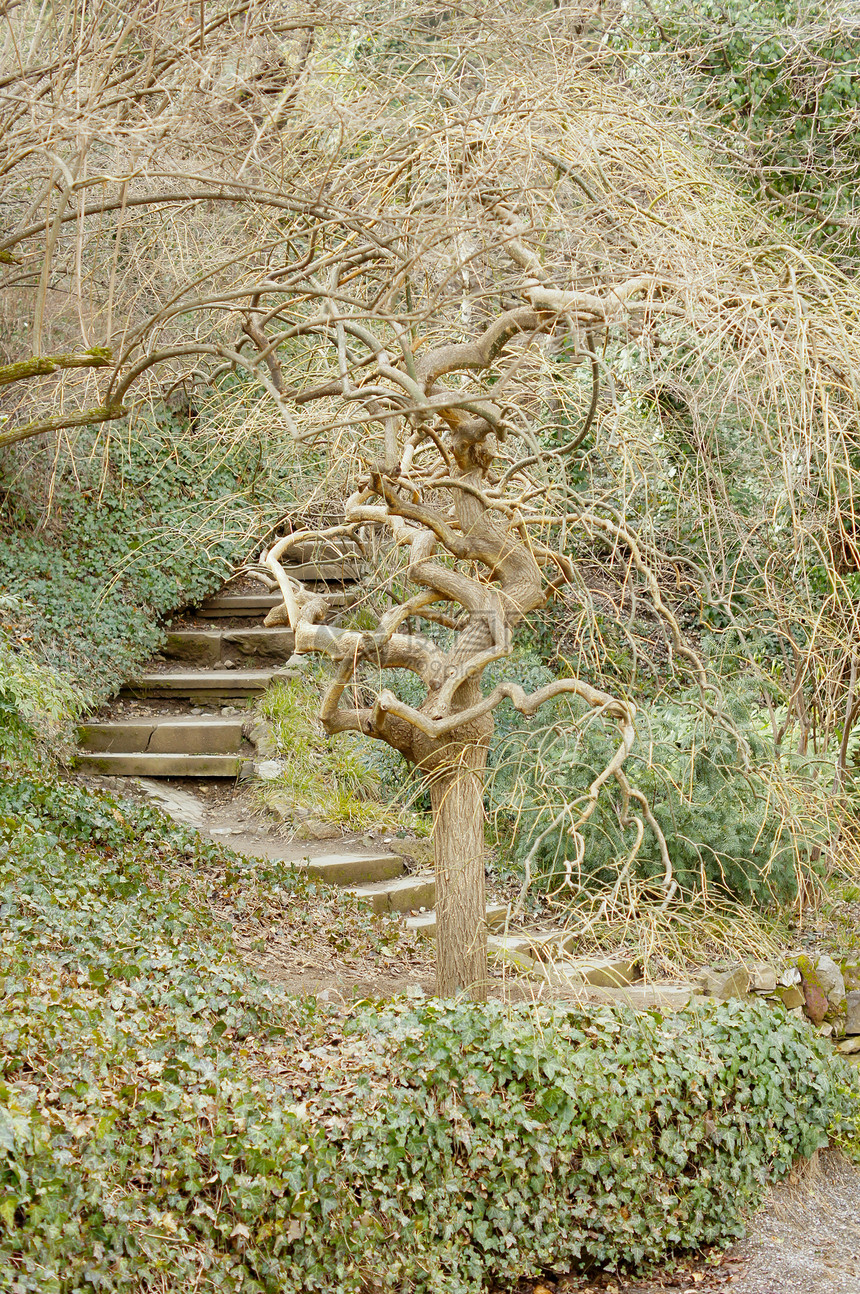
left=298, top=996, right=837, bottom=1289
left=0, top=773, right=850, bottom=1293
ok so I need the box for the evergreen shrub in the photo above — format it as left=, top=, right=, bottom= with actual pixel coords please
left=488, top=684, right=822, bottom=906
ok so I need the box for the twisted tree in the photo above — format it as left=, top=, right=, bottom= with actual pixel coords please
left=4, top=0, right=859, bottom=991
left=246, top=231, right=689, bottom=997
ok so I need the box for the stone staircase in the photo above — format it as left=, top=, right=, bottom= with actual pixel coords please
left=73, top=561, right=485, bottom=940
left=72, top=561, right=649, bottom=990
left=78, top=588, right=294, bottom=777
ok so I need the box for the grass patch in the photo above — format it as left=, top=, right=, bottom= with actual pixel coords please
left=254, top=672, right=417, bottom=833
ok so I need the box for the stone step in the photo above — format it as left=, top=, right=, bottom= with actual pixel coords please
left=405, top=903, right=508, bottom=936
left=279, top=541, right=361, bottom=564
left=162, top=627, right=296, bottom=665
left=558, top=956, right=643, bottom=988
left=487, top=929, right=578, bottom=966
left=121, top=669, right=284, bottom=701
left=276, top=561, right=362, bottom=583
left=75, top=752, right=243, bottom=777
left=79, top=716, right=246, bottom=754
left=348, top=873, right=437, bottom=914
left=545, top=974, right=697, bottom=1011
left=299, top=852, right=405, bottom=885
left=196, top=594, right=282, bottom=617
left=197, top=566, right=359, bottom=618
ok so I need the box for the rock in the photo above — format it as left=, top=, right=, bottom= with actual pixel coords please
left=134, top=778, right=205, bottom=829
left=815, top=955, right=846, bottom=1009
left=842, top=962, right=860, bottom=992
left=268, top=794, right=295, bottom=820
left=801, top=978, right=830, bottom=1025
left=749, top=962, right=778, bottom=993
left=700, top=965, right=750, bottom=1000
left=774, top=985, right=805, bottom=1010
left=837, top=1036, right=860, bottom=1055
left=845, top=991, right=860, bottom=1035
left=795, top=954, right=845, bottom=1024
left=779, top=966, right=802, bottom=988
left=389, top=837, right=434, bottom=868
left=246, top=720, right=276, bottom=758
left=296, top=818, right=341, bottom=841
left=818, top=1023, right=835, bottom=1038
left=284, top=652, right=311, bottom=670
left=255, top=759, right=286, bottom=781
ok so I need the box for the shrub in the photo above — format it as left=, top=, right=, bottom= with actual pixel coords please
left=0, top=409, right=303, bottom=700
left=307, top=995, right=838, bottom=1289
left=488, top=684, right=825, bottom=906
left=621, top=0, right=860, bottom=248
left=0, top=597, right=83, bottom=765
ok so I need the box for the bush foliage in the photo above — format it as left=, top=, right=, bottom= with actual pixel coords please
left=486, top=680, right=826, bottom=907
left=0, top=771, right=849, bottom=1293
left=623, top=0, right=860, bottom=246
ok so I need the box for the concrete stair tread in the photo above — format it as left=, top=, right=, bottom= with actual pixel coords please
left=349, top=872, right=434, bottom=894
left=163, top=627, right=296, bottom=664
left=298, top=852, right=404, bottom=884
left=79, top=717, right=246, bottom=755
left=278, top=543, right=360, bottom=564
left=79, top=719, right=244, bottom=755
left=271, top=561, right=361, bottom=582
left=197, top=568, right=359, bottom=616
left=76, top=753, right=242, bottom=777
left=405, top=903, right=508, bottom=935
left=83, top=715, right=245, bottom=727
left=131, top=669, right=279, bottom=683
left=196, top=594, right=282, bottom=615
left=121, top=669, right=286, bottom=698
left=348, top=873, right=436, bottom=914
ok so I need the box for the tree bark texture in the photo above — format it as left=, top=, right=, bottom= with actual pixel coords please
left=429, top=740, right=490, bottom=1000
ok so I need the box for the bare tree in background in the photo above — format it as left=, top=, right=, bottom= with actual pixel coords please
left=0, top=0, right=319, bottom=449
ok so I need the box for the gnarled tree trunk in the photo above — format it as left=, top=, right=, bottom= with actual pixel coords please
left=428, top=740, right=490, bottom=999
left=261, top=257, right=651, bottom=1007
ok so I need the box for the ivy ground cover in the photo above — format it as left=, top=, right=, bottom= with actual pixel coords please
left=0, top=774, right=849, bottom=1293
